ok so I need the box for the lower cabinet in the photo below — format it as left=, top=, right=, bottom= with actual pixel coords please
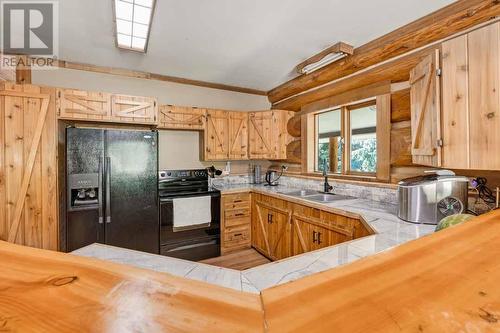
left=250, top=193, right=372, bottom=261
left=221, top=192, right=252, bottom=254
left=252, top=198, right=291, bottom=261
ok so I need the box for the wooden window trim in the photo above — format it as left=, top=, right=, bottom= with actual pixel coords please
left=309, top=96, right=390, bottom=182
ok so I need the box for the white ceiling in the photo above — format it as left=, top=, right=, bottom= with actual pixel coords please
left=58, top=0, right=456, bottom=91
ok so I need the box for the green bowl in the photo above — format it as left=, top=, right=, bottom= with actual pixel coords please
left=436, top=214, right=475, bottom=232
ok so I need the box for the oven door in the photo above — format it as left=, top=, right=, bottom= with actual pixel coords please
left=160, top=192, right=220, bottom=261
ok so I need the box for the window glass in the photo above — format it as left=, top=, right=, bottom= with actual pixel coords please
left=349, top=104, right=377, bottom=173
left=316, top=109, right=342, bottom=173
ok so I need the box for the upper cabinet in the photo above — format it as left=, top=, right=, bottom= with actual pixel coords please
left=204, top=109, right=230, bottom=161
left=228, top=112, right=249, bottom=160
left=158, top=105, right=206, bottom=130
left=57, top=88, right=112, bottom=122
left=411, top=22, right=500, bottom=170
left=110, top=94, right=157, bottom=125
left=409, top=50, right=441, bottom=167
left=248, top=110, right=293, bottom=160
left=57, top=88, right=157, bottom=125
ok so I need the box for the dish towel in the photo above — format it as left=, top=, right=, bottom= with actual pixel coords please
left=173, top=196, right=212, bottom=232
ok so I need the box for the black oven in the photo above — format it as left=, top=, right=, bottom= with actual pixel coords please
left=158, top=170, right=221, bottom=261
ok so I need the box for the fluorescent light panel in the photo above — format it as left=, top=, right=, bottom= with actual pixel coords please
left=114, top=0, right=156, bottom=52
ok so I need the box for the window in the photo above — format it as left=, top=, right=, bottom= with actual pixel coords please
left=113, top=0, right=157, bottom=52
left=316, top=101, right=377, bottom=175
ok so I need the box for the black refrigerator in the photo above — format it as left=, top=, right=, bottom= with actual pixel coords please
left=65, top=127, right=159, bottom=254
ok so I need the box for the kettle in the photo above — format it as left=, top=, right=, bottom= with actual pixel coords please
left=265, top=171, right=280, bottom=186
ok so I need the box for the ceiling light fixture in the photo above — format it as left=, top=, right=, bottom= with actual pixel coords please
left=113, top=0, right=157, bottom=53
left=296, top=42, right=354, bottom=75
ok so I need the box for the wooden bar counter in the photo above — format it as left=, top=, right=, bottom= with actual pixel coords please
left=1, top=210, right=500, bottom=332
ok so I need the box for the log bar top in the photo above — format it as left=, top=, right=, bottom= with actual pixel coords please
left=1, top=210, right=500, bottom=332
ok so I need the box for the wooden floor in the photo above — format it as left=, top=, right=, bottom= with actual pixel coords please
left=200, top=248, right=271, bottom=270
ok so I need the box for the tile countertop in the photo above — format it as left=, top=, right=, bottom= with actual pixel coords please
left=73, top=184, right=437, bottom=294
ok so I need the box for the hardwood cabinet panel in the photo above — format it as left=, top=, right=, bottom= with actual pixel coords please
left=249, top=111, right=275, bottom=159
left=441, top=35, right=470, bottom=169
left=221, top=193, right=251, bottom=254
left=468, top=23, right=500, bottom=170
left=57, top=88, right=112, bottom=121
left=204, top=109, right=229, bottom=161
left=266, top=206, right=291, bottom=261
left=228, top=112, right=249, bottom=160
left=0, top=83, right=58, bottom=250
left=252, top=196, right=271, bottom=257
left=110, top=94, right=157, bottom=125
left=409, top=50, right=442, bottom=167
left=158, top=105, right=205, bottom=130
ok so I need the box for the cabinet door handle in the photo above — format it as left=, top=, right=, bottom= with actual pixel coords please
left=312, top=231, right=317, bottom=244
left=234, top=233, right=243, bottom=237
left=235, top=213, right=244, bottom=217
left=317, top=232, right=322, bottom=245
left=268, top=213, right=273, bottom=224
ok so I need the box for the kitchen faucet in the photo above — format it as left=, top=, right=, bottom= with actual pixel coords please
left=322, top=161, right=333, bottom=193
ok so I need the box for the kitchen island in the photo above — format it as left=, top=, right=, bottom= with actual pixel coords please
left=0, top=193, right=499, bottom=331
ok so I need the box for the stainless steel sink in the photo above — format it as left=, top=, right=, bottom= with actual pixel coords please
left=278, top=189, right=319, bottom=197
left=305, top=194, right=355, bottom=203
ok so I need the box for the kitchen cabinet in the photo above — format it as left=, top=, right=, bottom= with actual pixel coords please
left=57, top=88, right=112, bottom=122
left=228, top=112, right=249, bottom=160
left=250, top=193, right=371, bottom=261
left=248, top=110, right=292, bottom=160
left=203, top=109, right=230, bottom=161
left=409, top=50, right=442, bottom=167
left=468, top=23, right=500, bottom=170
left=57, top=88, right=158, bottom=125
left=221, top=192, right=252, bottom=255
left=202, top=110, right=250, bottom=161
left=158, top=105, right=206, bottom=130
left=252, top=197, right=291, bottom=260
left=412, top=22, right=500, bottom=170
left=0, top=83, right=58, bottom=251
left=111, top=94, right=157, bottom=125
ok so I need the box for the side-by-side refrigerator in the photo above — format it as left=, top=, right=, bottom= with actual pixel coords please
left=65, top=127, right=159, bottom=254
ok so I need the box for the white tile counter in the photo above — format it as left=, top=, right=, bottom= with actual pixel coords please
left=73, top=184, right=436, bottom=294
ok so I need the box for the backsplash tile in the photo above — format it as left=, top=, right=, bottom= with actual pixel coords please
left=213, top=174, right=399, bottom=204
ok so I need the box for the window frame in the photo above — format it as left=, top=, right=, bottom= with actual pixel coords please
left=314, top=99, right=378, bottom=177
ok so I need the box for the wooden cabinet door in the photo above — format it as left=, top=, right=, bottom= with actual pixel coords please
left=468, top=22, right=500, bottom=170
left=267, top=206, right=291, bottom=260
left=228, top=112, right=249, bottom=160
left=158, top=105, right=206, bottom=130
left=110, top=94, right=157, bottom=125
left=272, top=110, right=294, bottom=160
left=249, top=111, right=276, bottom=159
left=204, top=109, right=229, bottom=161
left=0, top=83, right=58, bottom=251
left=252, top=200, right=272, bottom=257
left=409, top=50, right=442, bottom=167
left=291, top=217, right=311, bottom=256
left=57, top=88, right=112, bottom=121
left=441, top=35, right=470, bottom=169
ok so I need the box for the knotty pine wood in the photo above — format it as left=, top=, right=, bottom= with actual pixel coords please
left=110, top=94, right=157, bottom=125
left=0, top=241, right=264, bottom=332
left=0, top=83, right=58, bottom=250
left=390, top=88, right=411, bottom=122
left=268, top=0, right=500, bottom=105
left=228, top=112, right=249, bottom=160
left=441, top=34, right=470, bottom=169
left=158, top=105, right=206, bottom=130
left=261, top=210, right=500, bottom=333
left=203, top=109, right=230, bottom=161
left=468, top=22, right=500, bottom=170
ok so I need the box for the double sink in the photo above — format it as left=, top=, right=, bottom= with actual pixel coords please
left=277, top=189, right=355, bottom=203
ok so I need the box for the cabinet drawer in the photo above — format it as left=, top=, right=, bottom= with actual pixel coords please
left=224, top=225, right=251, bottom=244
left=225, top=208, right=250, bottom=219
left=224, top=193, right=250, bottom=205
left=225, top=216, right=250, bottom=228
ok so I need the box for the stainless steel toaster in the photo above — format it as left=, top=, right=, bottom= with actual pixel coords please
left=398, top=172, right=469, bottom=225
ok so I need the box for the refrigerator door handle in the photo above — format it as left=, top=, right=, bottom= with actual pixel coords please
left=105, top=157, right=112, bottom=224
left=98, top=157, right=104, bottom=224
